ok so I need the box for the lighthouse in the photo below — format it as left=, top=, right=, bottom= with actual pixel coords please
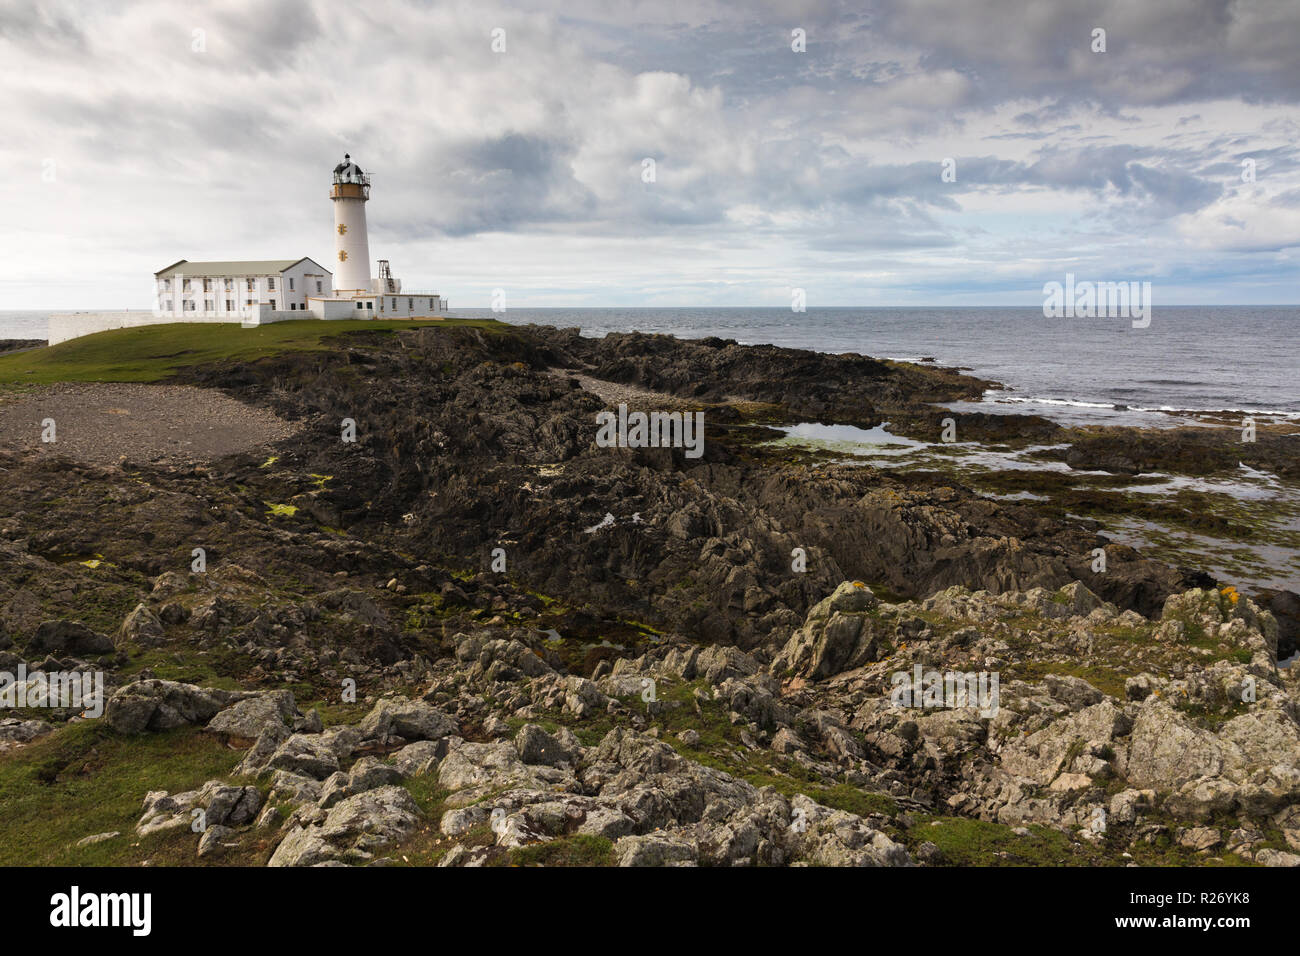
left=331, top=154, right=372, bottom=294
left=122, top=154, right=449, bottom=337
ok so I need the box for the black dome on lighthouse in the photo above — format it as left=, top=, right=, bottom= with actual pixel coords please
left=333, top=154, right=366, bottom=183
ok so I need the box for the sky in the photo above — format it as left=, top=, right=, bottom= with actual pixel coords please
left=1, top=0, right=1298, bottom=310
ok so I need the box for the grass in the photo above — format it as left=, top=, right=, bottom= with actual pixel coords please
left=911, top=816, right=1083, bottom=866
left=116, top=644, right=249, bottom=690
left=511, top=834, right=614, bottom=866
left=0, top=722, right=252, bottom=865
left=1012, top=660, right=1128, bottom=699
left=0, top=318, right=508, bottom=386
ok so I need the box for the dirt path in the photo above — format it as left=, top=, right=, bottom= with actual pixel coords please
left=0, top=383, right=298, bottom=466
left=552, top=369, right=699, bottom=410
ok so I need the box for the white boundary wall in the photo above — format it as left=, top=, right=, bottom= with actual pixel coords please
left=46, top=311, right=303, bottom=346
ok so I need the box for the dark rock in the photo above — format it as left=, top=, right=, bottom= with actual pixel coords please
left=29, top=621, right=114, bottom=656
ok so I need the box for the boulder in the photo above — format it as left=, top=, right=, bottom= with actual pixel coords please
left=999, top=699, right=1129, bottom=785
left=266, top=733, right=342, bottom=780
left=1125, top=699, right=1231, bottom=791
left=1041, top=582, right=1112, bottom=620
left=202, top=782, right=263, bottom=827
left=197, top=824, right=235, bottom=858
left=105, top=680, right=249, bottom=735
left=1256, top=848, right=1300, bottom=867
left=788, top=795, right=913, bottom=867
left=118, top=604, right=166, bottom=648
left=440, top=806, right=489, bottom=837
left=1177, top=826, right=1222, bottom=851
left=232, top=724, right=293, bottom=777
left=453, top=634, right=553, bottom=679
left=29, top=620, right=114, bottom=656
left=694, top=645, right=761, bottom=684
left=357, top=698, right=457, bottom=742
left=772, top=582, right=887, bottom=680
left=206, top=690, right=300, bottom=741
left=266, top=769, right=323, bottom=806
left=563, top=677, right=609, bottom=718
left=0, top=717, right=55, bottom=748
left=390, top=739, right=449, bottom=776
left=269, top=785, right=422, bottom=867
left=613, top=833, right=699, bottom=867
left=437, top=739, right=573, bottom=806
left=135, top=780, right=260, bottom=837
left=319, top=757, right=405, bottom=808
left=515, top=723, right=577, bottom=767
left=1164, top=777, right=1240, bottom=822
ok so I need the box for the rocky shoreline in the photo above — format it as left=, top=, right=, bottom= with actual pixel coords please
left=0, top=322, right=1297, bottom=866
left=0, top=339, right=46, bottom=354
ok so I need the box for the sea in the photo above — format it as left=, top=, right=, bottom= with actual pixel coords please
left=460, top=306, right=1300, bottom=429
left=4, top=306, right=1298, bottom=428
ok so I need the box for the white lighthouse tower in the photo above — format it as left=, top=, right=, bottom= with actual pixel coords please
left=331, top=154, right=372, bottom=295
left=302, top=153, right=445, bottom=318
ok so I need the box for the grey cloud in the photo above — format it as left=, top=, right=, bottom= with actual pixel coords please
left=1272, top=187, right=1300, bottom=208
left=870, top=0, right=1300, bottom=107
left=205, top=0, right=325, bottom=74
left=0, top=0, right=87, bottom=54
left=4, top=0, right=1297, bottom=308
left=383, top=133, right=599, bottom=236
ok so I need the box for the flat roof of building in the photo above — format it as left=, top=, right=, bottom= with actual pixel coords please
left=155, top=257, right=331, bottom=278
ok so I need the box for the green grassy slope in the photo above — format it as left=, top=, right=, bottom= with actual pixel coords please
left=0, top=723, right=251, bottom=865
left=0, top=318, right=507, bottom=386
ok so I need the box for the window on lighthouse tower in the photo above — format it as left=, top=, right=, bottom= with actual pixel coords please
left=339, top=251, right=348, bottom=261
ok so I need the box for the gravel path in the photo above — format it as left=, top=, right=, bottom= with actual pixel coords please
left=0, top=382, right=298, bottom=466
left=553, top=369, right=699, bottom=410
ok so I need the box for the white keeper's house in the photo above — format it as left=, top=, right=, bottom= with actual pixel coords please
left=152, top=257, right=334, bottom=319
left=49, top=154, right=446, bottom=345
left=154, top=155, right=444, bottom=322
